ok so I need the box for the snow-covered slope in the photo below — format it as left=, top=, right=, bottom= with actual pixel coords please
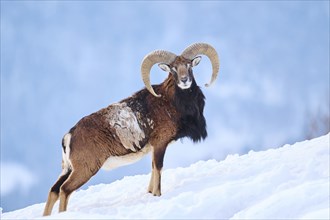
left=2, top=134, right=329, bottom=219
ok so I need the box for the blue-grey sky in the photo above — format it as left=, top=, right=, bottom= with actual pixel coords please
left=1, top=1, right=329, bottom=212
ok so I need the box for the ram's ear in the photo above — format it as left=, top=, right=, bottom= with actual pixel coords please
left=158, top=63, right=171, bottom=73
left=192, top=56, right=202, bottom=67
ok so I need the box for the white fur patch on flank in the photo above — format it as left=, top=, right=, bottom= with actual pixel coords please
left=61, top=133, right=72, bottom=174
left=102, top=144, right=152, bottom=170
left=106, top=103, right=145, bottom=152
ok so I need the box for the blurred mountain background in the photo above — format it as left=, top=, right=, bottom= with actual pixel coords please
left=1, top=1, right=329, bottom=212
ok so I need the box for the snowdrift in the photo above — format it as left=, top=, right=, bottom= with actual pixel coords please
left=1, top=133, right=329, bottom=219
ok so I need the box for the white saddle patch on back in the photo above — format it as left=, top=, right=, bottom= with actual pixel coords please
left=106, top=102, right=145, bottom=152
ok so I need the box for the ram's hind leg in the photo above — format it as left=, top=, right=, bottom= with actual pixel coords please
left=43, top=169, right=71, bottom=216
left=58, top=166, right=98, bottom=212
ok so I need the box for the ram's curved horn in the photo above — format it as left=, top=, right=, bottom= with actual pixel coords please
left=141, top=50, right=177, bottom=97
left=181, top=43, right=220, bottom=87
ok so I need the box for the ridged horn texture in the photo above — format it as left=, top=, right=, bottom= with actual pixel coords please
left=141, top=50, right=177, bottom=97
left=181, top=42, right=220, bottom=87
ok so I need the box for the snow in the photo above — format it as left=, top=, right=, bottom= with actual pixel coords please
left=1, top=133, right=329, bottom=219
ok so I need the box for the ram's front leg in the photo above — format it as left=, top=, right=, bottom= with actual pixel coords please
left=148, top=163, right=155, bottom=194
left=148, top=146, right=166, bottom=196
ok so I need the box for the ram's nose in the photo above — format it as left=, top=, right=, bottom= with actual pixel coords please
left=181, top=77, right=188, bottom=83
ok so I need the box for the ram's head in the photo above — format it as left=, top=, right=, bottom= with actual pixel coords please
left=141, top=43, right=220, bottom=97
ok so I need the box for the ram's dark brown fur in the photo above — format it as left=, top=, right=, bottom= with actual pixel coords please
left=43, top=43, right=219, bottom=216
